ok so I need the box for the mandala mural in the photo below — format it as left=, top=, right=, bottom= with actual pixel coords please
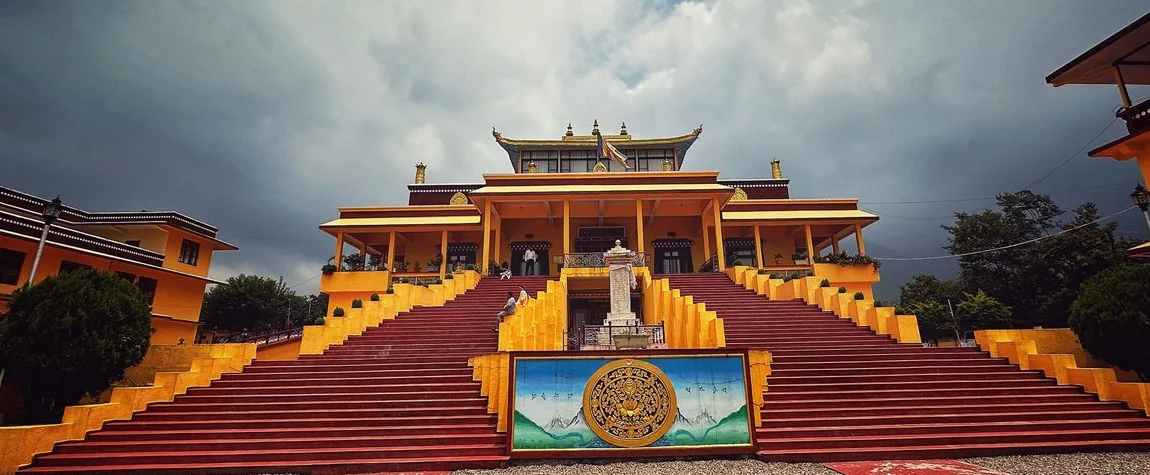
left=582, top=359, right=677, bottom=447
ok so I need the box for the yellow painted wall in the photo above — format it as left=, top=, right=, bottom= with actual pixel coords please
left=256, top=338, right=303, bottom=361
left=149, top=317, right=197, bottom=346
left=161, top=229, right=215, bottom=278
left=77, top=225, right=170, bottom=255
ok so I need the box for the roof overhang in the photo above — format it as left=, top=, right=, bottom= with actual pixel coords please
left=1088, top=129, right=1150, bottom=160
left=319, top=205, right=483, bottom=237
left=491, top=127, right=703, bottom=170
left=721, top=209, right=879, bottom=223
left=1046, top=12, right=1150, bottom=86
left=1130, top=240, right=1150, bottom=258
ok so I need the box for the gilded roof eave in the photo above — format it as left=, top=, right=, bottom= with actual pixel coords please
left=491, top=127, right=703, bottom=169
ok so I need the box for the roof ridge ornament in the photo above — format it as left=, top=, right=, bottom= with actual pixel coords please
left=492, top=127, right=502, bottom=140
left=620, top=122, right=628, bottom=136
left=592, top=119, right=600, bottom=136
left=566, top=123, right=574, bottom=136
left=693, top=124, right=703, bottom=136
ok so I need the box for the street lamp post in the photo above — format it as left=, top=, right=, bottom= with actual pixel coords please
left=1133, top=184, right=1150, bottom=234
left=27, top=196, right=63, bottom=286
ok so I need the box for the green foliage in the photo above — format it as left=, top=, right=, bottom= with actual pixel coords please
left=385, top=288, right=394, bottom=294
left=201, top=275, right=323, bottom=332
left=820, top=279, right=830, bottom=288
left=757, top=269, right=769, bottom=275
left=340, top=253, right=381, bottom=271
left=897, top=274, right=964, bottom=341
left=464, top=264, right=477, bottom=271
left=955, top=290, right=1013, bottom=331
left=874, top=300, right=886, bottom=308
left=332, top=307, right=345, bottom=317
left=370, top=293, right=380, bottom=301
left=791, top=251, right=807, bottom=261
left=815, top=251, right=882, bottom=270
left=351, top=299, right=363, bottom=308
left=837, top=286, right=846, bottom=293
left=444, top=274, right=454, bottom=280
left=781, top=274, right=792, bottom=282
left=0, top=269, right=152, bottom=422
left=944, top=192, right=1134, bottom=328
left=853, top=292, right=865, bottom=300
left=732, top=259, right=744, bottom=266
left=1069, top=265, right=1150, bottom=381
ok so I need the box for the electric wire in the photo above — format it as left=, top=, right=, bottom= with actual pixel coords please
left=869, top=205, right=1136, bottom=261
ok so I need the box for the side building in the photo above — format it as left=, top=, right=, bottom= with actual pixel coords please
left=0, top=186, right=237, bottom=345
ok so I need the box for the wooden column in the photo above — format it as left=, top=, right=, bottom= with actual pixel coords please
left=753, top=225, right=763, bottom=269
left=482, top=200, right=492, bottom=274
left=702, top=222, right=711, bottom=265
left=333, top=231, right=345, bottom=268
left=832, top=237, right=840, bottom=254
left=439, top=230, right=449, bottom=280
left=386, top=231, right=397, bottom=272
left=712, top=196, right=725, bottom=271
left=494, top=213, right=502, bottom=266
left=804, top=224, right=815, bottom=269
left=635, top=199, right=645, bottom=253
left=562, top=200, right=571, bottom=255
left=855, top=223, right=866, bottom=255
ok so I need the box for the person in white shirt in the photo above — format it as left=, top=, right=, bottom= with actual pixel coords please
left=494, top=291, right=517, bottom=332
left=523, top=248, right=537, bottom=275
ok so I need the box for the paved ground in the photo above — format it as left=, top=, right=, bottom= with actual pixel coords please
left=451, top=452, right=1150, bottom=475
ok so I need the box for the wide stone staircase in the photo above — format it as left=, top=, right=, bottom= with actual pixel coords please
left=19, top=276, right=553, bottom=474
left=663, top=273, right=1150, bottom=462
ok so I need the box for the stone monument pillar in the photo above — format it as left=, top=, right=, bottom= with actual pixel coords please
left=603, top=240, right=639, bottom=325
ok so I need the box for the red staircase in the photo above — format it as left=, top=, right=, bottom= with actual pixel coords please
left=19, top=276, right=553, bottom=475
left=662, top=273, right=1150, bottom=462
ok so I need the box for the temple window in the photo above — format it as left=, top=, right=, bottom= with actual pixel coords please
left=136, top=276, right=157, bottom=305
left=178, top=239, right=200, bottom=266
left=0, top=247, right=26, bottom=285
left=59, top=260, right=92, bottom=275
left=520, top=151, right=558, bottom=173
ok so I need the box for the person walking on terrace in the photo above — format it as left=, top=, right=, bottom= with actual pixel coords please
left=493, top=291, right=517, bottom=332
left=523, top=247, right=537, bottom=276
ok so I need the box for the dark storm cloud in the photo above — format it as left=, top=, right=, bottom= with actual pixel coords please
left=1, top=0, right=1147, bottom=299
left=0, top=0, right=338, bottom=284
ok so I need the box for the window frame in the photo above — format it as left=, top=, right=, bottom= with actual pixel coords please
left=178, top=239, right=200, bottom=266
left=0, top=248, right=26, bottom=285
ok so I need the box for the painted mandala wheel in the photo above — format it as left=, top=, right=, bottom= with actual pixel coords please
left=582, top=358, right=677, bottom=447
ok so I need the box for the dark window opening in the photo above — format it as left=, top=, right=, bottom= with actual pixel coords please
left=178, top=239, right=200, bottom=266
left=59, top=260, right=92, bottom=275
left=136, top=277, right=157, bottom=305
left=0, top=248, right=26, bottom=285
left=125, top=240, right=142, bottom=247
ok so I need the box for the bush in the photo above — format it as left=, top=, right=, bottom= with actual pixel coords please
left=956, top=290, right=1012, bottom=331
left=815, top=251, right=882, bottom=270
left=321, top=264, right=337, bottom=275
left=385, top=288, right=394, bottom=294
left=853, top=292, right=865, bottom=300
left=370, top=293, right=380, bottom=301
left=332, top=307, right=345, bottom=317
left=757, top=269, right=769, bottom=275
left=820, top=279, right=830, bottom=288
left=733, top=259, right=744, bottom=266
left=1069, top=265, right=1150, bottom=381
left=0, top=268, right=152, bottom=422
left=837, top=286, right=847, bottom=293
left=782, top=275, right=792, bottom=282
left=351, top=299, right=363, bottom=308
left=769, top=274, right=779, bottom=279
left=874, top=300, right=886, bottom=308
left=444, top=274, right=454, bottom=280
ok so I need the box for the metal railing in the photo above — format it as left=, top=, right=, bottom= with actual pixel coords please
left=561, top=252, right=649, bottom=268
left=213, top=326, right=304, bottom=347
left=574, top=322, right=665, bottom=349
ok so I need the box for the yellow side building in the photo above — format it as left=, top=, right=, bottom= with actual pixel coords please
left=0, top=186, right=237, bottom=345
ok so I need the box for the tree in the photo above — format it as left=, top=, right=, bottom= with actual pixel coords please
left=0, top=269, right=152, bottom=422
left=201, top=275, right=297, bottom=333
left=1069, top=265, right=1150, bottom=381
left=897, top=275, right=962, bottom=342
left=943, top=191, right=1133, bottom=328
left=955, top=290, right=1012, bottom=332
left=340, top=253, right=381, bottom=271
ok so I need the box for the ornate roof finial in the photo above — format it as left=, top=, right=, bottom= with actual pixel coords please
left=592, top=119, right=600, bottom=136
left=770, top=159, right=783, bottom=179
left=693, top=124, right=704, bottom=136
left=662, top=158, right=673, bottom=171
left=566, top=123, right=574, bottom=136
left=619, top=122, right=628, bottom=136
left=415, top=162, right=427, bottom=184
left=527, top=161, right=538, bottom=173
left=491, top=127, right=502, bottom=140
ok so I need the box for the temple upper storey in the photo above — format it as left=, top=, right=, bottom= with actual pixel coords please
left=491, top=121, right=703, bottom=173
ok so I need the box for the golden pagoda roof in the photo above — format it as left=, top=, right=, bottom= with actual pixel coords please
left=491, top=123, right=703, bottom=170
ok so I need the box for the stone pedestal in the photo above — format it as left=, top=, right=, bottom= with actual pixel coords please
left=603, top=240, right=638, bottom=326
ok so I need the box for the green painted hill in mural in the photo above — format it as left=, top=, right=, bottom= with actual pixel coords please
left=665, top=405, right=750, bottom=446
left=513, top=411, right=591, bottom=449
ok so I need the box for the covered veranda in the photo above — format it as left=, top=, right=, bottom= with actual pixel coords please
left=719, top=199, right=879, bottom=274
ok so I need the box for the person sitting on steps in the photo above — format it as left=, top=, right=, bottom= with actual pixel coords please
left=499, top=262, right=512, bottom=280
left=493, top=291, right=517, bottom=332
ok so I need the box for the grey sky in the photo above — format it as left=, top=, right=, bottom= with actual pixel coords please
left=2, top=0, right=1148, bottom=300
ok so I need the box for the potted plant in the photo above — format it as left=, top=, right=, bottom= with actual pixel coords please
left=322, top=257, right=338, bottom=275
left=774, top=253, right=783, bottom=265
left=332, top=307, right=345, bottom=317
left=351, top=299, right=363, bottom=308
left=792, top=251, right=809, bottom=265
left=370, top=293, right=380, bottom=301
left=413, top=261, right=422, bottom=273
left=820, top=279, right=830, bottom=288
left=385, top=287, right=394, bottom=294
left=837, top=286, right=847, bottom=294
left=853, top=292, right=865, bottom=300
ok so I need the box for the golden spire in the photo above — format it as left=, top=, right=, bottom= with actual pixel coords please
left=415, top=162, right=427, bottom=184
left=566, top=123, right=574, bottom=136
left=662, top=158, right=673, bottom=171
left=592, top=119, right=600, bottom=136
left=619, top=122, right=628, bottom=136
left=770, top=159, right=783, bottom=179
left=527, top=161, right=538, bottom=173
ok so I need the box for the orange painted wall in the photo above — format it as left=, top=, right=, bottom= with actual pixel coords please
left=161, top=229, right=215, bottom=278
left=150, top=317, right=198, bottom=346
left=256, top=338, right=302, bottom=361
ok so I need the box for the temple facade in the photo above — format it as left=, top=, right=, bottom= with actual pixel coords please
left=319, top=123, right=879, bottom=327
left=0, top=186, right=236, bottom=345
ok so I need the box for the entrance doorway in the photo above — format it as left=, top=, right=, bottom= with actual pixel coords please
left=651, top=239, right=694, bottom=274
left=574, top=226, right=628, bottom=252
left=509, top=241, right=551, bottom=276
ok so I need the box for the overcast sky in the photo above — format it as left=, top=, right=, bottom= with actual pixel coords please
left=2, top=0, right=1148, bottom=300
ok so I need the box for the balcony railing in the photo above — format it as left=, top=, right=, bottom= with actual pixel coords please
left=212, top=326, right=304, bottom=347
left=1119, top=99, right=1150, bottom=136
left=573, top=322, right=666, bottom=350
left=561, top=252, right=649, bottom=268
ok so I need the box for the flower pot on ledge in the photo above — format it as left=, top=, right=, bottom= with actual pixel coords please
left=813, top=263, right=880, bottom=283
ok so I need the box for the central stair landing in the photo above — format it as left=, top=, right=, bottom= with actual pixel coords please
left=19, top=276, right=553, bottom=475
left=662, top=273, right=1150, bottom=462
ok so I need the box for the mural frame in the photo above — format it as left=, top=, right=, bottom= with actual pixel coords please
left=506, top=348, right=757, bottom=459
